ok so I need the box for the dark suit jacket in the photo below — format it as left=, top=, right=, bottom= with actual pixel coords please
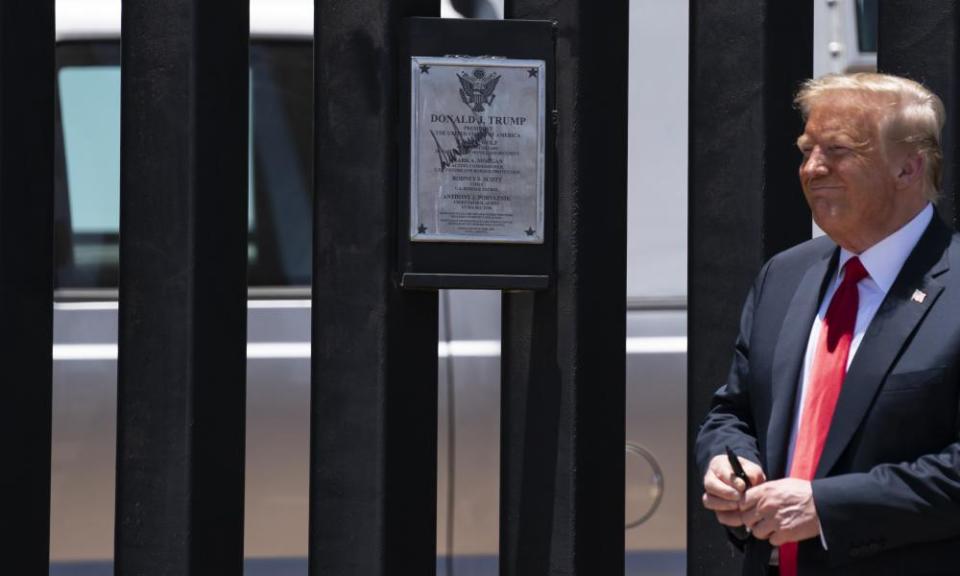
left=696, top=215, right=960, bottom=575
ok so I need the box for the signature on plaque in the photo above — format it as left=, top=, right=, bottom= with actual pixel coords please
left=429, top=115, right=491, bottom=172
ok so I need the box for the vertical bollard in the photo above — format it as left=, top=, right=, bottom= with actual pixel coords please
left=687, top=2, right=812, bottom=574
left=878, top=0, right=959, bottom=226
left=500, top=1, right=629, bottom=574
left=0, top=1, right=55, bottom=572
left=310, top=1, right=439, bottom=575
left=115, top=1, right=249, bottom=574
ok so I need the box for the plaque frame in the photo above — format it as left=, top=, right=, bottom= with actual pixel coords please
left=399, top=17, right=556, bottom=290
left=409, top=56, right=546, bottom=244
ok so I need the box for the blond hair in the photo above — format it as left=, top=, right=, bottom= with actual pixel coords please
left=795, top=73, right=945, bottom=200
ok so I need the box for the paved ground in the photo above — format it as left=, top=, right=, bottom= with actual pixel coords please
left=51, top=551, right=686, bottom=576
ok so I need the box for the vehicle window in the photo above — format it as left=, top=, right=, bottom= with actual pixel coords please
left=54, top=41, right=313, bottom=290
left=58, top=65, right=122, bottom=282
left=857, top=0, right=878, bottom=53
left=60, top=67, right=122, bottom=235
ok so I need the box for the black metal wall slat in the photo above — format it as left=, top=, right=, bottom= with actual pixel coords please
left=500, top=291, right=560, bottom=574
left=309, top=1, right=439, bottom=574
left=878, top=1, right=959, bottom=227
left=115, top=2, right=249, bottom=574
left=0, top=1, right=55, bottom=572
left=687, top=2, right=812, bottom=574
left=763, top=3, right=816, bottom=260
left=500, top=1, right=628, bottom=574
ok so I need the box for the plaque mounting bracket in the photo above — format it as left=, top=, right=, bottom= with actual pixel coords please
left=398, top=17, right=557, bottom=291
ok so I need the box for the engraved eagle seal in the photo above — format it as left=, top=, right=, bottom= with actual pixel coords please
left=457, top=69, right=501, bottom=113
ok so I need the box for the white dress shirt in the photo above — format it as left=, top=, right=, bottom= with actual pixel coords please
left=777, top=202, right=933, bottom=556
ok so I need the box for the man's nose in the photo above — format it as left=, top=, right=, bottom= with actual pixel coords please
left=800, top=148, right=828, bottom=178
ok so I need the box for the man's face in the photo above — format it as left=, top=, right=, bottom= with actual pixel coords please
left=797, top=96, right=910, bottom=252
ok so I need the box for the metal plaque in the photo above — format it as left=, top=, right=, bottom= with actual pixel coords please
left=410, top=56, right=545, bottom=243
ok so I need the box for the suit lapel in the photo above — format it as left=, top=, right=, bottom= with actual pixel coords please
left=815, top=217, right=952, bottom=477
left=766, top=246, right=837, bottom=478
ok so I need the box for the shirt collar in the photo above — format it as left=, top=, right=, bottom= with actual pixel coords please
left=837, top=203, right=933, bottom=294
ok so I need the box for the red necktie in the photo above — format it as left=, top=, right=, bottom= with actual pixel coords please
left=780, top=257, right=868, bottom=576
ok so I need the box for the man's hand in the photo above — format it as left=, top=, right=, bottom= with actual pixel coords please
left=702, top=454, right=766, bottom=527
left=740, top=478, right=820, bottom=546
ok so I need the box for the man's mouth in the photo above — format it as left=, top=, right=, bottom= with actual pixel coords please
left=807, top=184, right=843, bottom=192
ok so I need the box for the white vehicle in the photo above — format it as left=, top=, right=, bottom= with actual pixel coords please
left=49, top=1, right=875, bottom=574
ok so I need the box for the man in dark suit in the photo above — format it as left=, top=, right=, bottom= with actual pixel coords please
left=696, top=73, right=960, bottom=575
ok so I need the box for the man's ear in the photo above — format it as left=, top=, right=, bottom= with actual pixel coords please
left=895, top=151, right=924, bottom=189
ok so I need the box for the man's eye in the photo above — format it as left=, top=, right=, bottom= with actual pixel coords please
left=827, top=145, right=849, bottom=154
